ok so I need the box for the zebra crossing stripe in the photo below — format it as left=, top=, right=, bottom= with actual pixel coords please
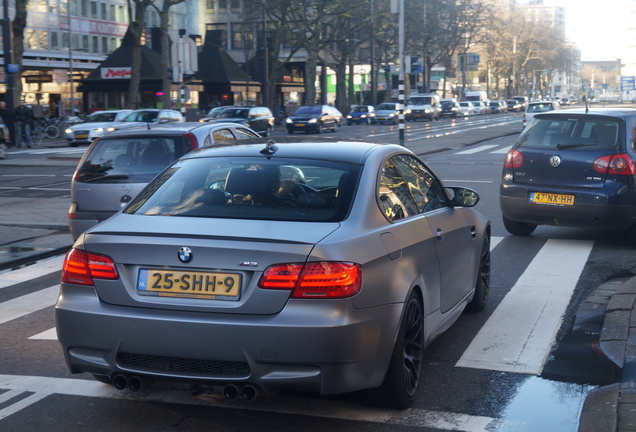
left=0, top=391, right=50, bottom=420
left=0, top=286, right=59, bottom=325
left=456, top=239, right=593, bottom=374
left=455, top=145, right=499, bottom=155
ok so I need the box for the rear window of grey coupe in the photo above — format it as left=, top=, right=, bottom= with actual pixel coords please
left=125, top=157, right=360, bottom=222
left=516, top=116, right=621, bottom=151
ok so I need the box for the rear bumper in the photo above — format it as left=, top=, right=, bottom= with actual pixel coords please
left=500, top=183, right=636, bottom=231
left=55, top=284, right=402, bottom=395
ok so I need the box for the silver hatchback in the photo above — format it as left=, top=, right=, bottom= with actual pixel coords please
left=68, top=122, right=260, bottom=239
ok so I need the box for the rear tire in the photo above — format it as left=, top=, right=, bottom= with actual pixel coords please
left=467, top=235, right=490, bottom=312
left=372, top=290, right=423, bottom=409
left=502, top=215, right=537, bottom=236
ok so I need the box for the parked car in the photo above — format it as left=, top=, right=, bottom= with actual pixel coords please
left=374, top=102, right=400, bottom=124
left=346, top=105, right=376, bottom=125
left=440, top=100, right=462, bottom=118
left=472, top=101, right=489, bottom=115
left=513, top=96, right=529, bottom=110
left=201, top=106, right=237, bottom=121
left=56, top=136, right=491, bottom=409
left=204, top=106, right=275, bottom=136
left=106, top=109, right=185, bottom=132
left=500, top=108, right=636, bottom=238
left=522, top=101, right=561, bottom=128
left=405, top=93, right=441, bottom=121
left=0, top=122, right=8, bottom=159
left=458, top=101, right=475, bottom=117
left=67, top=122, right=260, bottom=240
left=506, top=99, right=522, bottom=112
left=285, top=105, right=340, bottom=133
left=65, top=110, right=133, bottom=147
left=489, top=100, right=507, bottom=114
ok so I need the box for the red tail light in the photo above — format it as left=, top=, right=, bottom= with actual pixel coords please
left=184, top=132, right=198, bottom=151
left=61, top=249, right=119, bottom=286
left=593, top=154, right=636, bottom=175
left=504, top=149, right=524, bottom=168
left=258, top=262, right=362, bottom=299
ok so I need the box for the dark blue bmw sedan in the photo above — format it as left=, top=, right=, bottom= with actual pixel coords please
left=500, top=108, right=636, bottom=238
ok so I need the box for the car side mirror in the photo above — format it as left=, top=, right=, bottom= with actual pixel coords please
left=446, top=187, right=480, bottom=207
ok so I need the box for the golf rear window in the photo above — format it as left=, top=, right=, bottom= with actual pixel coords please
left=517, top=116, right=621, bottom=151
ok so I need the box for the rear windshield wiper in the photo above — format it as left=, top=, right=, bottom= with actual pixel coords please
left=84, top=174, right=130, bottom=183
left=556, top=142, right=593, bottom=149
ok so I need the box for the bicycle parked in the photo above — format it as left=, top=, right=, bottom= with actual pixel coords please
left=32, top=116, right=75, bottom=140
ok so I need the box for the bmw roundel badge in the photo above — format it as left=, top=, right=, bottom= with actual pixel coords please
left=178, top=247, right=193, bottom=263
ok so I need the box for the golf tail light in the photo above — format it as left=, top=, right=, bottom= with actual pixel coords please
left=504, top=149, right=524, bottom=168
left=61, top=249, right=119, bottom=286
left=593, top=154, right=636, bottom=175
left=258, top=262, right=362, bottom=299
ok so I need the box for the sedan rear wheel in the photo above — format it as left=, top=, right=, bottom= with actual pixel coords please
left=466, top=235, right=490, bottom=312
left=373, top=290, right=423, bottom=409
left=502, top=215, right=537, bottom=236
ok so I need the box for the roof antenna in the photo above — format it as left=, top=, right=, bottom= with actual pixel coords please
left=583, top=95, right=589, bottom=114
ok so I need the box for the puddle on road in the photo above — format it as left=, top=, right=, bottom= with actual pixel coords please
left=493, top=376, right=593, bottom=432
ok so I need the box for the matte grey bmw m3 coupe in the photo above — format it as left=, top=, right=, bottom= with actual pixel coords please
left=56, top=137, right=491, bottom=409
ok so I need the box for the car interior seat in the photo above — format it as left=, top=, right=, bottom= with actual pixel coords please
left=141, top=141, right=172, bottom=166
left=224, top=166, right=281, bottom=205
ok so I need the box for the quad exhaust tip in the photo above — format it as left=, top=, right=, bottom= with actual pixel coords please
left=112, top=374, right=144, bottom=392
left=223, top=384, right=259, bottom=401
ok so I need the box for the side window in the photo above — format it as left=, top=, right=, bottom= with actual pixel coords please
left=378, top=159, right=419, bottom=222
left=234, top=128, right=260, bottom=139
left=211, top=129, right=236, bottom=142
left=391, top=154, right=448, bottom=213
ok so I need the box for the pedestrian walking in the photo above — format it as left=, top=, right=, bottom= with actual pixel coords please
left=14, top=100, right=35, bottom=148
left=0, top=101, right=16, bottom=148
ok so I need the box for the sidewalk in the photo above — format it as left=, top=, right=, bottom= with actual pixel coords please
left=0, top=122, right=634, bottom=431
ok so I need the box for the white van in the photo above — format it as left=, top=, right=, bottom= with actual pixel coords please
left=464, top=91, right=488, bottom=103
left=406, top=93, right=441, bottom=121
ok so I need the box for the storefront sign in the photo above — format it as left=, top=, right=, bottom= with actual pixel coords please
left=101, top=67, right=132, bottom=79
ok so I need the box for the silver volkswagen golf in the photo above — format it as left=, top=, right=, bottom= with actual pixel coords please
left=56, top=138, right=490, bottom=409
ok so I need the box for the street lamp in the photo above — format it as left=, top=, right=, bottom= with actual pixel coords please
left=262, top=0, right=269, bottom=109
left=67, top=0, right=74, bottom=116
left=3, top=0, right=14, bottom=113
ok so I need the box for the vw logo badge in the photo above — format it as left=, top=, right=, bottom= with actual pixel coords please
left=549, top=155, right=561, bottom=167
left=178, top=247, right=192, bottom=263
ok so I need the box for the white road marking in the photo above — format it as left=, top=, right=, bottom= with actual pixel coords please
left=0, top=391, right=50, bottom=420
left=456, top=239, right=593, bottom=374
left=0, top=255, right=64, bottom=289
left=491, top=146, right=511, bottom=154
left=455, top=145, right=499, bottom=155
left=0, top=374, right=513, bottom=431
left=29, top=328, right=57, bottom=340
left=0, top=286, right=59, bottom=325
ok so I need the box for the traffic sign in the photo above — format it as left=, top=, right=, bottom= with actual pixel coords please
left=620, top=76, right=635, bottom=91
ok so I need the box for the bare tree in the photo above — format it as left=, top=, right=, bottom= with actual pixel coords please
left=126, top=0, right=154, bottom=108
left=150, top=0, right=186, bottom=109
left=11, top=0, right=27, bottom=102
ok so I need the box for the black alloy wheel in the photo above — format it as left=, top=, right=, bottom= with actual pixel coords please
left=373, top=290, right=424, bottom=409
left=467, top=235, right=491, bottom=312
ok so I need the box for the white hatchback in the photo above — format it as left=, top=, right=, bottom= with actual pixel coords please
left=522, top=101, right=560, bottom=128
